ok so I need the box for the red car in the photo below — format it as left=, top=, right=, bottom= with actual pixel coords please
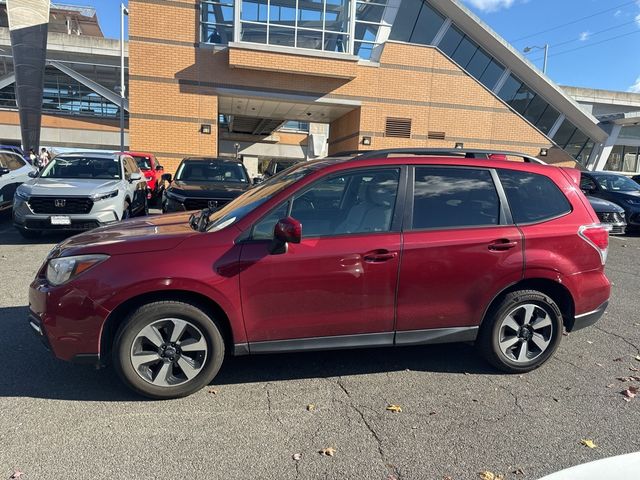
left=29, top=151, right=611, bottom=399
left=121, top=151, right=164, bottom=200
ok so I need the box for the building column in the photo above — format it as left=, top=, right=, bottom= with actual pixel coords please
left=7, top=0, right=51, bottom=152
left=591, top=124, right=622, bottom=171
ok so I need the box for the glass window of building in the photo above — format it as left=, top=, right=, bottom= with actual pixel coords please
left=465, top=47, right=491, bottom=80
left=604, top=145, right=624, bottom=171
left=478, top=59, right=504, bottom=89
left=521, top=94, right=547, bottom=126
left=509, top=83, right=535, bottom=115
left=202, top=0, right=235, bottom=44
left=619, top=125, right=640, bottom=141
left=409, top=1, right=446, bottom=45
left=450, top=35, right=478, bottom=69
left=438, top=24, right=464, bottom=57
left=564, top=129, right=589, bottom=163
left=497, top=74, right=523, bottom=104
left=354, top=1, right=391, bottom=60
left=534, top=104, right=560, bottom=135
left=388, top=0, right=423, bottom=42
left=237, top=0, right=350, bottom=53
left=622, top=146, right=639, bottom=172
left=552, top=119, right=577, bottom=148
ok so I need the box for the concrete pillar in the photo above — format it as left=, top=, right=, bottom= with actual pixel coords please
left=242, top=155, right=259, bottom=178
left=7, top=0, right=51, bottom=152
left=592, top=124, right=622, bottom=171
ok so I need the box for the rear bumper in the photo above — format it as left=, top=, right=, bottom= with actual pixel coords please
left=571, top=300, right=609, bottom=332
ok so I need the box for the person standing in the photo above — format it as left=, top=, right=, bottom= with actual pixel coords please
left=39, top=147, right=50, bottom=170
left=29, top=148, right=38, bottom=167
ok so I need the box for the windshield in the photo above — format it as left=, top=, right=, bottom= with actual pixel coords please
left=594, top=174, right=640, bottom=192
left=205, top=162, right=323, bottom=232
left=40, top=156, right=121, bottom=180
left=176, top=160, right=248, bottom=183
left=133, top=155, right=152, bottom=170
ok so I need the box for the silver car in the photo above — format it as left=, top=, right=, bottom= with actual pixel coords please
left=0, top=151, right=37, bottom=212
left=13, top=152, right=148, bottom=238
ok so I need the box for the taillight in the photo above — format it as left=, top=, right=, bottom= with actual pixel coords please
left=579, top=224, right=611, bottom=265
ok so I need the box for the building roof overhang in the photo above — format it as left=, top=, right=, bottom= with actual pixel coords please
left=429, top=0, right=608, bottom=143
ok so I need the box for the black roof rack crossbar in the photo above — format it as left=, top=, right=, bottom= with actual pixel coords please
left=348, top=148, right=546, bottom=164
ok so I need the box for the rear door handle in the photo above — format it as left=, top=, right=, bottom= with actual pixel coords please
left=363, top=249, right=398, bottom=263
left=488, top=239, right=518, bottom=251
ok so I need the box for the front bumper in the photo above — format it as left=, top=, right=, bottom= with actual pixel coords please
left=596, top=212, right=626, bottom=235
left=572, top=300, right=609, bottom=332
left=28, top=276, right=110, bottom=363
left=13, top=198, right=120, bottom=231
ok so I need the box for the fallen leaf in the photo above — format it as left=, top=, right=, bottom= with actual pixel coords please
left=479, top=471, right=504, bottom=480
left=562, top=332, right=569, bottom=336
left=587, top=341, right=593, bottom=345
left=581, top=439, right=597, bottom=449
left=623, top=386, right=639, bottom=400
left=630, top=366, right=640, bottom=372
left=512, top=467, right=525, bottom=475
left=306, top=404, right=316, bottom=411
left=386, top=404, right=402, bottom=413
left=595, top=363, right=603, bottom=367
left=319, top=447, right=336, bottom=457
left=429, top=411, right=437, bottom=415
left=9, top=471, right=24, bottom=479
left=613, top=357, right=624, bottom=362
left=292, top=453, right=302, bottom=461
left=208, top=388, right=218, bottom=395
left=606, top=383, right=615, bottom=388
left=636, top=356, right=640, bottom=362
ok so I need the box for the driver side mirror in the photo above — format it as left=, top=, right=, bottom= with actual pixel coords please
left=582, top=186, right=596, bottom=195
left=0, top=167, right=9, bottom=176
left=28, top=170, right=38, bottom=178
left=162, top=173, right=173, bottom=183
left=156, top=164, right=164, bottom=171
left=130, top=172, right=142, bottom=182
left=270, top=217, right=302, bottom=254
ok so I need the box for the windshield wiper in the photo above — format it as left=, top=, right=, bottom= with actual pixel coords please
left=189, top=208, right=215, bottom=232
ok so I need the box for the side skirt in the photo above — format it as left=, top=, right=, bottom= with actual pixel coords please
left=233, top=327, right=479, bottom=356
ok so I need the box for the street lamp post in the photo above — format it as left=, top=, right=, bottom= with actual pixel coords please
left=523, top=44, right=549, bottom=74
left=120, top=3, right=129, bottom=152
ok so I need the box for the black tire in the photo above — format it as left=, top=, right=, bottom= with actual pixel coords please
left=17, top=227, right=41, bottom=239
left=477, top=290, right=563, bottom=373
left=137, top=197, right=149, bottom=217
left=122, top=201, right=131, bottom=221
left=113, top=300, right=225, bottom=399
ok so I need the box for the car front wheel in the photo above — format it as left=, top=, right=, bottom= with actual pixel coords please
left=477, top=290, right=563, bottom=373
left=113, top=301, right=225, bottom=399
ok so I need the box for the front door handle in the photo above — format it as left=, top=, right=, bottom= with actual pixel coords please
left=363, top=250, right=398, bottom=263
left=488, top=239, right=518, bottom=251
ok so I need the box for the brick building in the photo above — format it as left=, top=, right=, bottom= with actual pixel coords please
left=128, top=0, right=609, bottom=176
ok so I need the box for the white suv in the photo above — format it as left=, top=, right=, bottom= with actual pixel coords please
left=0, top=151, right=36, bottom=213
left=13, top=152, right=148, bottom=238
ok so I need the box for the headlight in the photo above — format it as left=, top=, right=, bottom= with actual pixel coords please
left=166, top=190, right=186, bottom=202
left=90, top=190, right=118, bottom=201
left=46, top=254, right=109, bottom=286
left=15, top=187, right=30, bottom=201
left=625, top=198, right=640, bottom=206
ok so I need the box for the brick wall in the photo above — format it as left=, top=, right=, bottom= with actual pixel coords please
left=128, top=2, right=553, bottom=172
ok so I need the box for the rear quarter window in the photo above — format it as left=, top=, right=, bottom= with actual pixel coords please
left=497, top=169, right=571, bottom=224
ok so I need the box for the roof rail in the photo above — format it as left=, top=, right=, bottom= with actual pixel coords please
left=341, top=148, right=547, bottom=165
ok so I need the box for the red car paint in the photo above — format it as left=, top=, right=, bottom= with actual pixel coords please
left=29, top=156, right=610, bottom=363
left=121, top=151, right=164, bottom=196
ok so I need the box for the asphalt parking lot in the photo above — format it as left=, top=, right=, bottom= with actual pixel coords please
left=1, top=212, right=639, bottom=480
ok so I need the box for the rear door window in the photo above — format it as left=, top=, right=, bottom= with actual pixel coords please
left=412, top=167, right=500, bottom=229
left=498, top=169, right=571, bottom=224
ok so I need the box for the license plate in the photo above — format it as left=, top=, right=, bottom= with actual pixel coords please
left=50, top=216, right=71, bottom=225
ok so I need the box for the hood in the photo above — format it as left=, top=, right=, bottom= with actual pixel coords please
left=169, top=180, right=249, bottom=199
left=586, top=196, right=625, bottom=213
left=50, top=212, right=196, bottom=257
left=22, top=178, right=121, bottom=197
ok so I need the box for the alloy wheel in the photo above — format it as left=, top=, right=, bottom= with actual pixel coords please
left=130, top=318, right=208, bottom=387
left=498, top=303, right=554, bottom=363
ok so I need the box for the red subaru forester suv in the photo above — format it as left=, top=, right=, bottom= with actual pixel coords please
left=29, top=151, right=611, bottom=399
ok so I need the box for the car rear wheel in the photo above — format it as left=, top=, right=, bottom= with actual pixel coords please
left=113, top=301, right=225, bottom=399
left=477, top=290, right=562, bottom=373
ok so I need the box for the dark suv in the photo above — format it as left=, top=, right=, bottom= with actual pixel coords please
left=29, top=150, right=611, bottom=398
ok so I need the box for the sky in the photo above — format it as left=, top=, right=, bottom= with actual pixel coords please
left=59, top=0, right=640, bottom=93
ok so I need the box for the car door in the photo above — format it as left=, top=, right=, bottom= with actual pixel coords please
left=123, top=156, right=144, bottom=212
left=0, top=154, right=31, bottom=210
left=395, top=166, right=524, bottom=344
left=238, top=167, right=406, bottom=350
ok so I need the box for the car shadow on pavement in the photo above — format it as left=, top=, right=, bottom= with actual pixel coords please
left=1, top=304, right=499, bottom=401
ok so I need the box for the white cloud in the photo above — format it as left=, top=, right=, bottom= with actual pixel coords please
left=463, top=0, right=516, bottom=12
left=579, top=31, right=590, bottom=41
left=614, top=9, right=622, bottom=17
left=630, top=76, right=640, bottom=93
left=636, top=12, right=640, bottom=27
